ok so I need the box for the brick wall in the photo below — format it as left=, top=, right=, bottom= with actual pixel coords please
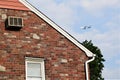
left=0, top=8, right=88, bottom=80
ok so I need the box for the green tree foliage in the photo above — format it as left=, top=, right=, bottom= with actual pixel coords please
left=82, top=40, right=105, bottom=80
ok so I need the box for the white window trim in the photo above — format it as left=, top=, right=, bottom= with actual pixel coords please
left=25, top=57, right=45, bottom=80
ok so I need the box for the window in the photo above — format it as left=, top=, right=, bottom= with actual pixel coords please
left=26, top=57, right=45, bottom=80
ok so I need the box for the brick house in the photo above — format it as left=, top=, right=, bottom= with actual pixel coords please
left=0, top=0, right=95, bottom=80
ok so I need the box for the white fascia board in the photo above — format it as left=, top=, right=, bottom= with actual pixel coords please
left=19, top=0, right=94, bottom=57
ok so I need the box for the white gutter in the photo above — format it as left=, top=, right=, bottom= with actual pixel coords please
left=85, top=54, right=96, bottom=80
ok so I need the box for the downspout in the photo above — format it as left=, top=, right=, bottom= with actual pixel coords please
left=85, top=54, right=96, bottom=80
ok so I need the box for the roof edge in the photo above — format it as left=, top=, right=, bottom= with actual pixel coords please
left=19, top=0, right=94, bottom=57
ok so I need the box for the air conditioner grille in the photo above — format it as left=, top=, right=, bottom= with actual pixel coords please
left=8, top=16, right=23, bottom=27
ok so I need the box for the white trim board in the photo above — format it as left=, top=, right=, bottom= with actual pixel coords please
left=19, top=0, right=94, bottom=57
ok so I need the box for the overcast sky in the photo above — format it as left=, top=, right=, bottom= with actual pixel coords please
left=27, top=0, right=120, bottom=79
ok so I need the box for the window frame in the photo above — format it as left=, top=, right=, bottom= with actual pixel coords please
left=25, top=57, right=45, bottom=80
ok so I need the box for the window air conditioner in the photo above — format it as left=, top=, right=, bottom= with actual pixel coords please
left=6, top=16, right=23, bottom=30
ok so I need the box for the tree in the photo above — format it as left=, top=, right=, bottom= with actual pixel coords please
left=82, top=40, right=105, bottom=80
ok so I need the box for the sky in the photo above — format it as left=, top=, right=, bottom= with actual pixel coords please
left=27, top=0, right=120, bottom=79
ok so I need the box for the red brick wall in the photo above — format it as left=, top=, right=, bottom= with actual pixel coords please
left=0, top=8, right=88, bottom=80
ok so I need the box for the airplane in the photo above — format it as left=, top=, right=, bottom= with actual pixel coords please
left=80, top=25, right=92, bottom=30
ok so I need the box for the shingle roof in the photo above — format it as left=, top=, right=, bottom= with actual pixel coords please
left=0, top=0, right=30, bottom=11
